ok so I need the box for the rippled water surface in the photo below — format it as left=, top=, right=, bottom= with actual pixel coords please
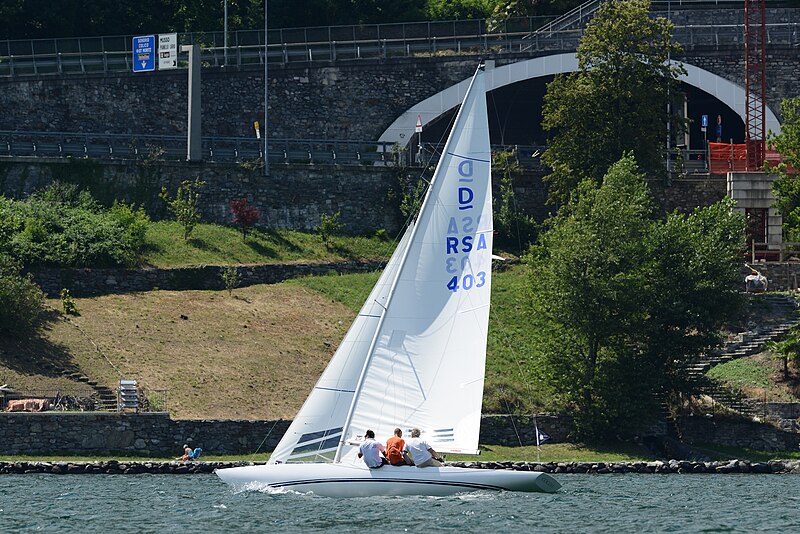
left=2, top=473, right=799, bottom=533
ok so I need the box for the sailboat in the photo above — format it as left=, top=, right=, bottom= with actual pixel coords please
left=216, top=64, right=560, bottom=497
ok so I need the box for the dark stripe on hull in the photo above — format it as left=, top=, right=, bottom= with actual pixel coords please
left=269, top=477, right=510, bottom=492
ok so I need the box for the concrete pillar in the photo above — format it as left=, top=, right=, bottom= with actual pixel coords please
left=727, top=171, right=783, bottom=252
left=182, top=45, right=202, bottom=162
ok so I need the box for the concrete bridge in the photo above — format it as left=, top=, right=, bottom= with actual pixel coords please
left=0, top=6, right=798, bottom=154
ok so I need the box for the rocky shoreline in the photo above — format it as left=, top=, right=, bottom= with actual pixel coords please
left=4, top=459, right=800, bottom=475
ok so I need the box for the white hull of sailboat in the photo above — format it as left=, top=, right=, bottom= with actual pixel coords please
left=215, top=463, right=561, bottom=497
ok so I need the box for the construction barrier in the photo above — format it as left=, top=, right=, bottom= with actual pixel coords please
left=709, top=142, right=796, bottom=175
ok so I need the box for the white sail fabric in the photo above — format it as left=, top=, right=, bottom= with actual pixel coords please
left=269, top=224, right=415, bottom=464
left=339, top=67, right=492, bottom=462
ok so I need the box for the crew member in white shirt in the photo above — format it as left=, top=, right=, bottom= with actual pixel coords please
left=403, top=428, right=444, bottom=467
left=358, top=429, right=388, bottom=468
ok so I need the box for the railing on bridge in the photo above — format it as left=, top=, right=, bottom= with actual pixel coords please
left=0, top=130, right=555, bottom=169
left=0, top=132, right=729, bottom=175
left=2, top=13, right=798, bottom=78
left=0, top=131, right=411, bottom=166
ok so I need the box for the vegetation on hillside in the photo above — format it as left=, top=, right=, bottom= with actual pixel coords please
left=768, top=96, right=800, bottom=240
left=0, top=255, right=45, bottom=338
left=0, top=0, right=583, bottom=40
left=526, top=154, right=746, bottom=438
left=541, top=0, right=685, bottom=203
left=0, top=183, right=149, bottom=269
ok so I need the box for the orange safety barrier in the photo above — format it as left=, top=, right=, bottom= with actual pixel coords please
left=708, top=142, right=797, bottom=175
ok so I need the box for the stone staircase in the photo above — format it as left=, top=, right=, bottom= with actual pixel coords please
left=685, top=294, right=799, bottom=380
left=686, top=293, right=800, bottom=416
left=64, top=372, right=118, bottom=411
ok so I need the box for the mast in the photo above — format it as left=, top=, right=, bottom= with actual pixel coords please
left=333, top=64, right=487, bottom=462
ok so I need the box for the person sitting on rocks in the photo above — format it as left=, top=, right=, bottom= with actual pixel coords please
left=176, top=445, right=203, bottom=461
left=177, top=444, right=192, bottom=461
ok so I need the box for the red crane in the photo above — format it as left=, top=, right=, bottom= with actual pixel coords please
left=744, top=0, right=766, bottom=170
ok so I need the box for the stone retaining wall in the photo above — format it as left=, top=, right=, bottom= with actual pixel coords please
left=2, top=410, right=795, bottom=458
left=32, top=260, right=384, bottom=298
left=0, top=412, right=292, bottom=456
left=679, top=415, right=800, bottom=452
left=0, top=412, right=570, bottom=457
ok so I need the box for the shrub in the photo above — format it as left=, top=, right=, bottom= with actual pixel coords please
left=0, top=256, right=45, bottom=337
left=221, top=266, right=241, bottom=296
left=318, top=211, right=343, bottom=247
left=160, top=178, right=206, bottom=241
left=230, top=198, right=261, bottom=239
left=5, top=185, right=149, bottom=269
left=60, top=288, right=79, bottom=316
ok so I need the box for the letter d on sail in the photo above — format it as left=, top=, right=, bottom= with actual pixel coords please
left=458, top=187, right=474, bottom=210
left=458, top=160, right=473, bottom=179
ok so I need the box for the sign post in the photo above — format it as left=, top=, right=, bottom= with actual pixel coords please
left=132, top=35, right=156, bottom=73
left=701, top=114, right=709, bottom=170
left=158, top=33, right=178, bottom=70
left=415, top=115, right=423, bottom=165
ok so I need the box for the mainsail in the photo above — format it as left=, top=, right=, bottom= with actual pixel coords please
left=269, top=65, right=492, bottom=465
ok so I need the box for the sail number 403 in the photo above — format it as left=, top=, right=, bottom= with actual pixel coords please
left=447, top=271, right=486, bottom=292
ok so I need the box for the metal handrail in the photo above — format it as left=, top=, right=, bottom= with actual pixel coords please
left=2, top=12, right=797, bottom=78
left=0, top=131, right=557, bottom=168
left=0, top=131, right=413, bottom=166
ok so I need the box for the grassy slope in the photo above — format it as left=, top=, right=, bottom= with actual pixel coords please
left=707, top=351, right=800, bottom=402
left=0, top=264, right=547, bottom=420
left=143, top=221, right=395, bottom=267
left=2, top=221, right=548, bottom=420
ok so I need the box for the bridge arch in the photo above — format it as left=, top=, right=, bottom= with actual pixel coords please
left=378, top=54, right=781, bottom=148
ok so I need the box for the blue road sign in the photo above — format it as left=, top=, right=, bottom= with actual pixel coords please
left=132, top=35, right=156, bottom=73
left=701, top=114, right=708, bottom=127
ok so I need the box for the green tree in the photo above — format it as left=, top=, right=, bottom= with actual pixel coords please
left=0, top=255, right=45, bottom=337
left=221, top=265, right=241, bottom=296
left=426, top=0, right=493, bottom=20
left=493, top=148, right=537, bottom=252
left=160, top=178, right=206, bottom=241
left=767, top=96, right=800, bottom=240
left=318, top=211, right=344, bottom=247
left=768, top=328, right=800, bottom=380
left=527, top=154, right=745, bottom=438
left=541, top=0, right=685, bottom=204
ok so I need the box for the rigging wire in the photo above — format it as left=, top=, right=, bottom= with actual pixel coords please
left=487, top=275, right=547, bottom=463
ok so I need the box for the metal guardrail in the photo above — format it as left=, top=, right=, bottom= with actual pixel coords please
left=0, top=131, right=410, bottom=166
left=2, top=13, right=798, bottom=78
left=0, top=133, right=723, bottom=173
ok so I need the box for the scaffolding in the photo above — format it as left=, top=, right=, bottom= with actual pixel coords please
left=744, top=0, right=766, bottom=170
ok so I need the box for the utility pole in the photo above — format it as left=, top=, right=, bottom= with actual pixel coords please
left=264, top=0, right=269, bottom=176
left=224, top=0, right=228, bottom=67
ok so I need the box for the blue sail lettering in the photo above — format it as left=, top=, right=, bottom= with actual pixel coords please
left=476, top=233, right=488, bottom=250
left=446, top=237, right=459, bottom=254
left=462, top=216, right=474, bottom=233
left=461, top=235, right=473, bottom=253
left=447, top=217, right=459, bottom=234
left=458, top=187, right=474, bottom=211
left=458, top=160, right=473, bottom=181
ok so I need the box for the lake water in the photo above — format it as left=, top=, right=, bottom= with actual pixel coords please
left=2, top=473, right=799, bottom=533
